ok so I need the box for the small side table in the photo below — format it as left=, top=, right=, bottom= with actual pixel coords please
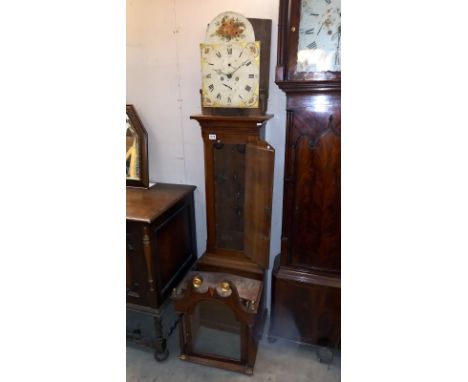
left=126, top=183, right=197, bottom=360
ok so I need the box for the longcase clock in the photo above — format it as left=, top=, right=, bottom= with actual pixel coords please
left=173, top=12, right=274, bottom=375
left=269, top=0, right=341, bottom=350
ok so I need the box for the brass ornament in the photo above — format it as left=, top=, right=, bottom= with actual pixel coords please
left=192, top=275, right=203, bottom=289
left=217, top=280, right=232, bottom=297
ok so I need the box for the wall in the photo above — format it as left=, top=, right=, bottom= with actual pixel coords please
left=126, top=0, right=287, bottom=303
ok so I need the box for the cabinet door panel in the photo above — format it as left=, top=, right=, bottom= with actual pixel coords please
left=244, top=142, right=275, bottom=269
left=289, top=110, right=341, bottom=274
left=153, top=204, right=192, bottom=295
left=126, top=221, right=151, bottom=306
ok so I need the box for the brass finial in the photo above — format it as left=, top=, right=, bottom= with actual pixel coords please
left=220, top=281, right=231, bottom=294
left=192, top=275, right=203, bottom=288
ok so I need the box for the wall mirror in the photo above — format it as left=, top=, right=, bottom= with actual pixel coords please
left=126, top=104, right=149, bottom=188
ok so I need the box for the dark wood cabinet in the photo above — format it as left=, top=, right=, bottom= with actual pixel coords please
left=269, top=0, right=341, bottom=348
left=126, top=183, right=197, bottom=360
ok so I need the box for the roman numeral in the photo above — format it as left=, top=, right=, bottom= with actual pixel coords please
left=206, top=73, right=211, bottom=78
left=245, top=61, right=251, bottom=66
left=310, top=13, right=319, bottom=16
left=307, top=41, right=317, bottom=49
left=208, top=84, right=214, bottom=92
left=227, top=46, right=232, bottom=55
left=245, top=85, right=252, bottom=92
left=239, top=50, right=244, bottom=57
left=216, top=51, right=221, bottom=58
left=216, top=93, right=221, bottom=100
left=248, top=74, right=255, bottom=79
left=325, top=0, right=331, bottom=4
left=305, top=28, right=315, bottom=34
left=228, top=97, right=232, bottom=104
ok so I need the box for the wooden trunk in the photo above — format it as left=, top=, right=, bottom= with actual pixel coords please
left=173, top=115, right=274, bottom=374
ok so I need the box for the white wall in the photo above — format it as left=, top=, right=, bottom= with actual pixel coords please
left=127, top=0, right=287, bottom=302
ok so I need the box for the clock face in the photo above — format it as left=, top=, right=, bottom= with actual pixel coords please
left=297, top=0, right=341, bottom=73
left=201, top=42, right=260, bottom=108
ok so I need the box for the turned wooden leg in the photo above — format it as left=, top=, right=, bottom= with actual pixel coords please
left=153, top=315, right=169, bottom=361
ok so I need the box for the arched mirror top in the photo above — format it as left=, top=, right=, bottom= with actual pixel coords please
left=126, top=104, right=149, bottom=188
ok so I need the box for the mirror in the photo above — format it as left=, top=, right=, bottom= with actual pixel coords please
left=126, top=105, right=149, bottom=188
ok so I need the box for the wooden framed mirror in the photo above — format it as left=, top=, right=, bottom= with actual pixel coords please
left=126, top=104, right=149, bottom=188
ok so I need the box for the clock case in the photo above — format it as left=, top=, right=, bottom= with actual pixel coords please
left=276, top=0, right=341, bottom=85
left=269, top=0, right=341, bottom=349
left=173, top=114, right=275, bottom=375
left=200, top=18, right=272, bottom=117
left=173, top=14, right=274, bottom=375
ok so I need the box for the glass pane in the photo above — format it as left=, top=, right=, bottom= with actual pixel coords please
left=296, top=0, right=341, bottom=73
left=191, top=300, right=241, bottom=361
left=213, top=143, right=245, bottom=250
left=126, top=113, right=141, bottom=180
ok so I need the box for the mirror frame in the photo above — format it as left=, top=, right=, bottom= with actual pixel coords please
left=126, top=104, right=149, bottom=188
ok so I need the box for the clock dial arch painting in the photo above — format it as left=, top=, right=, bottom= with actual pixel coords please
left=204, top=11, right=255, bottom=43
left=201, top=41, right=260, bottom=108
left=297, top=0, right=341, bottom=73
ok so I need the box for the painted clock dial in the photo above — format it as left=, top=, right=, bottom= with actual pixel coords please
left=297, top=0, right=341, bottom=73
left=205, top=11, right=255, bottom=43
left=201, top=41, right=260, bottom=108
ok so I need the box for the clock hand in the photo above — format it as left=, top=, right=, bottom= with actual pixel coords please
left=230, top=59, right=251, bottom=75
left=317, top=22, right=324, bottom=36
left=213, top=68, right=229, bottom=76
left=223, top=83, right=233, bottom=90
left=335, top=25, right=341, bottom=67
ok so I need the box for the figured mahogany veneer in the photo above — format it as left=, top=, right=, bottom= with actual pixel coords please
left=269, top=0, right=341, bottom=348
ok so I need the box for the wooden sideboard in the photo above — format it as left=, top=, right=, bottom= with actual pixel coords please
left=126, top=183, right=197, bottom=360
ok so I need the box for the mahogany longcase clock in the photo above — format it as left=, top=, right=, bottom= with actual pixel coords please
left=269, top=0, right=341, bottom=349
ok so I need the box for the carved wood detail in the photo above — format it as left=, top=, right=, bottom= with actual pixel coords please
left=142, top=226, right=155, bottom=293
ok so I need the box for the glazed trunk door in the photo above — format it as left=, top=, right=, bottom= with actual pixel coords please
left=290, top=123, right=341, bottom=274
left=244, top=142, right=275, bottom=269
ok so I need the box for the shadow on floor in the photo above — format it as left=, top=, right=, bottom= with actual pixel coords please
left=127, top=316, right=341, bottom=382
